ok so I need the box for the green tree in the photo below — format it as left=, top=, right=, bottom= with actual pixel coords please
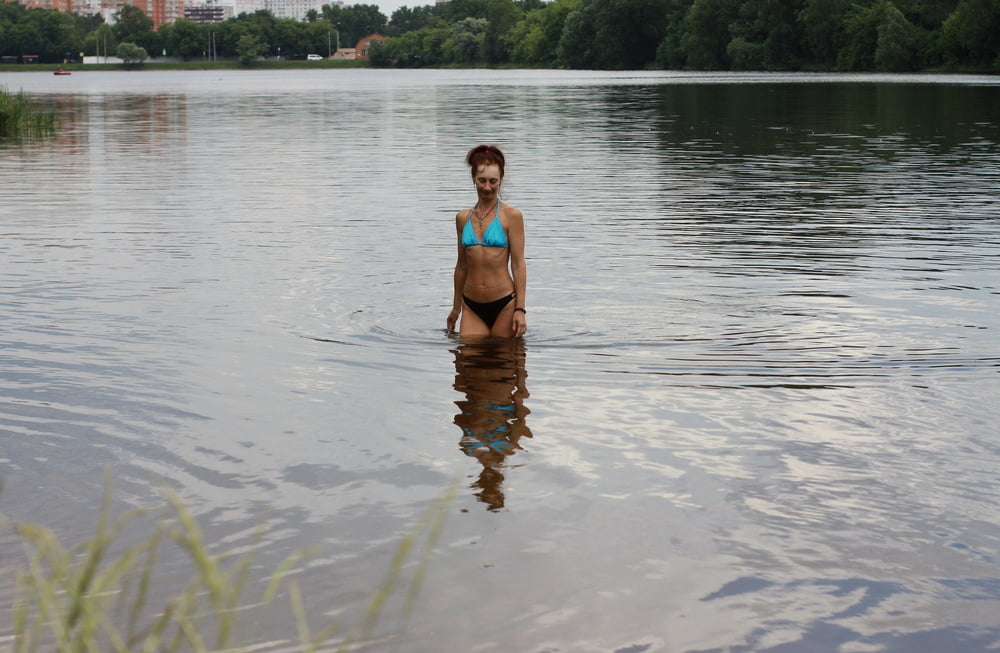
left=838, top=0, right=921, bottom=70
left=387, top=5, right=441, bottom=36
left=597, top=0, right=671, bottom=68
left=874, top=2, right=921, bottom=69
left=4, top=22, right=43, bottom=59
left=237, top=9, right=279, bottom=53
left=559, top=0, right=670, bottom=68
left=557, top=0, right=599, bottom=67
left=321, top=3, right=343, bottom=27
left=112, top=4, right=153, bottom=42
left=681, top=0, right=741, bottom=69
left=336, top=4, right=387, bottom=48
left=504, top=18, right=535, bottom=63
left=941, top=0, right=1000, bottom=65
left=160, top=18, right=205, bottom=60
left=450, top=16, right=487, bottom=61
left=79, top=11, right=106, bottom=33
left=654, top=0, right=695, bottom=69
left=272, top=16, right=306, bottom=56
left=303, top=18, right=337, bottom=56
left=439, top=0, right=490, bottom=22
left=236, top=32, right=267, bottom=63
left=907, top=0, right=961, bottom=28
left=116, top=41, right=148, bottom=64
left=728, top=0, right=804, bottom=69
left=216, top=18, right=263, bottom=58
left=507, top=0, right=577, bottom=65
left=798, top=0, right=851, bottom=68
left=838, top=0, right=883, bottom=69
left=371, top=24, right=451, bottom=65
left=82, top=23, right=115, bottom=60
left=0, top=1, right=23, bottom=25
left=483, top=0, right=523, bottom=63
left=1, top=7, right=84, bottom=62
left=726, top=36, right=765, bottom=68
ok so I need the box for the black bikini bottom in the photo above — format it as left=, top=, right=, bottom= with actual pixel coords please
left=463, top=293, right=515, bottom=329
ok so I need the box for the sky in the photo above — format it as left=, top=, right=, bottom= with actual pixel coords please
left=373, top=0, right=419, bottom=19
left=374, top=0, right=411, bottom=17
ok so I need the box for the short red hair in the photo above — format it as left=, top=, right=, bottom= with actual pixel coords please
left=466, top=145, right=505, bottom=178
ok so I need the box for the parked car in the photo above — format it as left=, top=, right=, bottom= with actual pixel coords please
left=307, top=54, right=323, bottom=61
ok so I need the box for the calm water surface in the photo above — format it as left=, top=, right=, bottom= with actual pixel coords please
left=2, top=69, right=999, bottom=651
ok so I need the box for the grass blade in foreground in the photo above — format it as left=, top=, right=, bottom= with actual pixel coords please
left=2, top=479, right=453, bottom=652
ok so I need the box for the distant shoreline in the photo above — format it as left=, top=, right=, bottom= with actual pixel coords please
left=0, top=60, right=371, bottom=73
left=2, top=61, right=995, bottom=75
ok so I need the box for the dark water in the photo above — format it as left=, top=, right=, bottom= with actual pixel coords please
left=1, top=70, right=999, bottom=651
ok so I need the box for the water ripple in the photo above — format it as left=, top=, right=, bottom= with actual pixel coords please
left=2, top=70, right=999, bottom=652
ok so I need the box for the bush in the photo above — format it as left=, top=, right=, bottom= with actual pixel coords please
left=116, top=42, right=149, bottom=65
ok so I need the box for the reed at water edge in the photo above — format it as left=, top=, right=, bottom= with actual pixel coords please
left=0, top=87, right=55, bottom=138
left=0, top=477, right=454, bottom=652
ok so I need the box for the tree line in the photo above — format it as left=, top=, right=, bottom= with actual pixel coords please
left=0, top=2, right=387, bottom=63
left=375, top=0, right=999, bottom=71
left=2, top=0, right=998, bottom=70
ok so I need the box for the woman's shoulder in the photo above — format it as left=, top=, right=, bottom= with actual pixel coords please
left=500, top=202, right=523, bottom=224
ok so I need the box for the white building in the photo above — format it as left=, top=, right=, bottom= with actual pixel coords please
left=233, top=0, right=329, bottom=20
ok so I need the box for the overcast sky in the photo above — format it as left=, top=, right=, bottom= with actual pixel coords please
left=369, top=0, right=428, bottom=20
left=373, top=0, right=409, bottom=17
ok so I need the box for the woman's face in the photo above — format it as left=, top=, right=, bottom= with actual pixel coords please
left=473, top=163, right=502, bottom=201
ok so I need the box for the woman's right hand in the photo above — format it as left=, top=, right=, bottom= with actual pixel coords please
left=447, top=308, right=461, bottom=332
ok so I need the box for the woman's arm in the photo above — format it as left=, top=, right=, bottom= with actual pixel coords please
left=448, top=211, right=469, bottom=332
left=506, top=206, right=527, bottom=338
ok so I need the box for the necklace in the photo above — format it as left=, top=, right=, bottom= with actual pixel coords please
left=472, top=201, right=498, bottom=224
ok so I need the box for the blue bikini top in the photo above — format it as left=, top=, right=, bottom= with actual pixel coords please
left=462, top=201, right=508, bottom=249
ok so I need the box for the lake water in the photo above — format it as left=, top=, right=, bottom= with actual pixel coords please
left=2, top=69, right=999, bottom=652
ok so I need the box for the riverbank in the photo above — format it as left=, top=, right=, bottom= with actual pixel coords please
left=0, top=59, right=370, bottom=73
left=2, top=61, right=996, bottom=74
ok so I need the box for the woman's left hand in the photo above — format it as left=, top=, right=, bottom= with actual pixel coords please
left=447, top=308, right=461, bottom=332
left=513, top=311, right=527, bottom=338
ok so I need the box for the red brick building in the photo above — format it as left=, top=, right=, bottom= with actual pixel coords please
left=6, top=0, right=185, bottom=29
left=119, top=0, right=185, bottom=29
left=354, top=33, right=386, bottom=59
left=8, top=0, right=93, bottom=14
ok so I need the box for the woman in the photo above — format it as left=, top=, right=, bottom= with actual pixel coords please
left=447, top=145, right=527, bottom=338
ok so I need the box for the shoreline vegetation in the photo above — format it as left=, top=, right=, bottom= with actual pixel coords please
left=1, top=0, right=998, bottom=73
left=0, top=87, right=55, bottom=138
left=1, top=479, right=453, bottom=652
left=1, top=61, right=997, bottom=75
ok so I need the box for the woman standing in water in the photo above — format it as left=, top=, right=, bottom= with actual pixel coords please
left=447, top=145, right=527, bottom=338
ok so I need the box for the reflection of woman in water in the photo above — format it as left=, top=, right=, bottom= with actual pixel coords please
left=447, top=145, right=527, bottom=339
left=453, top=339, right=532, bottom=511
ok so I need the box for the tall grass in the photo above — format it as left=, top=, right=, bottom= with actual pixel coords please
left=0, top=87, right=55, bottom=139
left=2, top=479, right=453, bottom=652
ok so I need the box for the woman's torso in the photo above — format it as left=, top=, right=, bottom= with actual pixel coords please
left=461, top=202, right=515, bottom=301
